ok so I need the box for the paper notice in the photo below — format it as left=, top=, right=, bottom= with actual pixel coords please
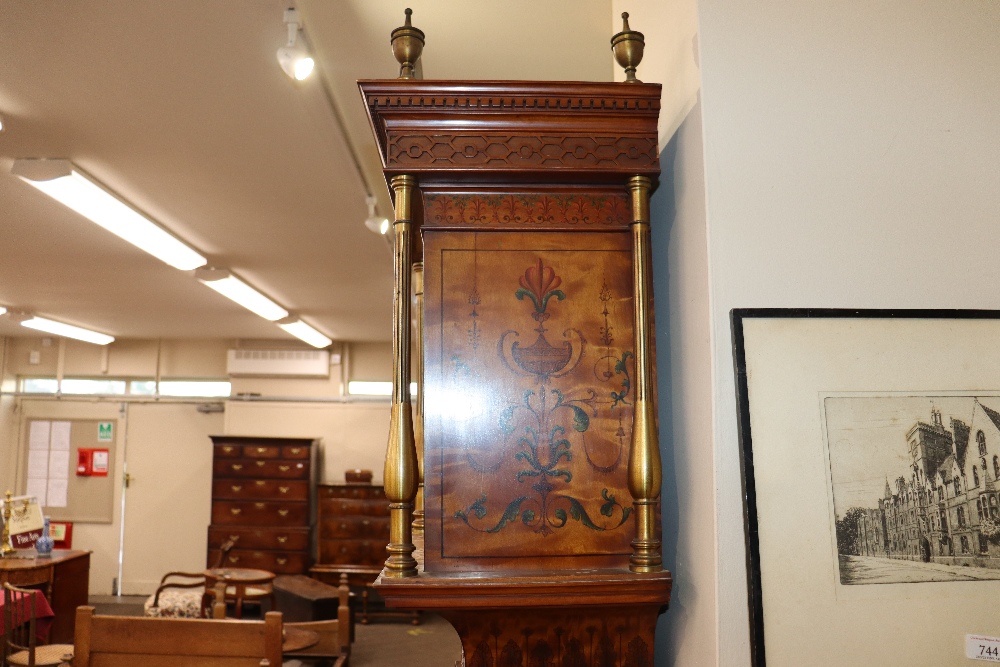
left=27, top=450, right=49, bottom=479
left=46, top=478, right=68, bottom=508
left=29, top=421, right=51, bottom=451
left=50, top=421, right=71, bottom=450
left=25, top=478, right=47, bottom=506
left=48, top=449, right=70, bottom=479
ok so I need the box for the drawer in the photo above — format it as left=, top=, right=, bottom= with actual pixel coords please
left=243, top=445, right=282, bottom=459
left=320, top=498, right=389, bottom=517
left=214, top=459, right=310, bottom=479
left=318, top=539, right=386, bottom=565
left=319, top=485, right=385, bottom=501
left=215, top=443, right=242, bottom=458
left=320, top=516, right=390, bottom=539
left=213, top=479, right=309, bottom=501
left=208, top=526, right=311, bottom=551
left=282, top=445, right=311, bottom=460
left=208, top=548, right=308, bottom=574
left=211, top=500, right=309, bottom=526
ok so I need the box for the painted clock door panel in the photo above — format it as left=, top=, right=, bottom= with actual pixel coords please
left=423, top=230, right=636, bottom=572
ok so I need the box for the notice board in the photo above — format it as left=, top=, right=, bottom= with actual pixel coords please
left=22, top=418, right=116, bottom=523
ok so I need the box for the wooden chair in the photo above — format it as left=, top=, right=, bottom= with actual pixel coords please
left=143, top=537, right=238, bottom=618
left=2, top=582, right=74, bottom=667
left=72, top=606, right=282, bottom=667
left=281, top=575, right=352, bottom=666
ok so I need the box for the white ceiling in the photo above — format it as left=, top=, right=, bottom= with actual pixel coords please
left=0, top=1, right=614, bottom=344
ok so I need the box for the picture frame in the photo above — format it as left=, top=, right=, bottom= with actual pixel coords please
left=732, top=309, right=1000, bottom=667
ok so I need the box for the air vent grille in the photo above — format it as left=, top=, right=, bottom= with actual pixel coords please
left=226, top=349, right=330, bottom=377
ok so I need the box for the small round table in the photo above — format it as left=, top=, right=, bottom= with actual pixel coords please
left=203, top=567, right=276, bottom=619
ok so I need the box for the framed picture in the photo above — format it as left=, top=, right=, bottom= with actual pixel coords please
left=732, top=309, right=1000, bottom=667
left=49, top=520, right=73, bottom=549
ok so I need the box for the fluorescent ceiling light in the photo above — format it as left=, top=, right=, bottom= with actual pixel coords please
left=12, top=159, right=207, bottom=271
left=196, top=268, right=288, bottom=321
left=20, top=316, right=114, bottom=345
left=278, top=318, right=332, bottom=349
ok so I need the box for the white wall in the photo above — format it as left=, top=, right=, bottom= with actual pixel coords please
left=696, top=0, right=1000, bottom=664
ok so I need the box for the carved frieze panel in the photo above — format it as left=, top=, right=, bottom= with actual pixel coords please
left=422, top=192, right=631, bottom=229
left=385, top=133, right=657, bottom=171
left=423, top=231, right=636, bottom=570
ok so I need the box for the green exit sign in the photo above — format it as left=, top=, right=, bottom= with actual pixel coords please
left=97, top=422, right=113, bottom=442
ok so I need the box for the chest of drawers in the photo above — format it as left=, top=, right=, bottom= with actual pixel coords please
left=207, top=436, right=318, bottom=575
left=314, top=484, right=388, bottom=566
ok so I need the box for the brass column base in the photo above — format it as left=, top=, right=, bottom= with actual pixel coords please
left=385, top=502, right=418, bottom=578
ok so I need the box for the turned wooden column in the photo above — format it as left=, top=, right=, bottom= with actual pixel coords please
left=627, top=175, right=662, bottom=573
left=412, top=259, right=425, bottom=533
left=383, top=173, right=419, bottom=578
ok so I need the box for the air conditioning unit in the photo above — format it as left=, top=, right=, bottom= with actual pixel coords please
left=227, top=349, right=330, bottom=378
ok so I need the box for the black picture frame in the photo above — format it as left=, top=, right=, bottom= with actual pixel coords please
left=730, top=308, right=1000, bottom=667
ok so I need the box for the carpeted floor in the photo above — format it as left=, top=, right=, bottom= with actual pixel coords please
left=88, top=596, right=462, bottom=666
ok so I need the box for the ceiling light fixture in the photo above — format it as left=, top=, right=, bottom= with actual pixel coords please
left=363, top=195, right=390, bottom=235
left=17, top=315, right=114, bottom=345
left=12, top=159, right=207, bottom=271
left=0, top=306, right=6, bottom=316
left=277, top=8, right=315, bottom=81
left=195, top=268, right=289, bottom=321
left=277, top=316, right=332, bottom=349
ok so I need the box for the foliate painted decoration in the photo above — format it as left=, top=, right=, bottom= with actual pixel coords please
left=437, top=237, right=635, bottom=559
left=424, top=193, right=631, bottom=228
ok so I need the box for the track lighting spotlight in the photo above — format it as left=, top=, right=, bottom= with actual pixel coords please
left=363, top=196, right=390, bottom=235
left=277, top=8, right=314, bottom=81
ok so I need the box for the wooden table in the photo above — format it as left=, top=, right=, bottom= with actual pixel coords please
left=0, top=550, right=89, bottom=643
left=203, top=567, right=276, bottom=619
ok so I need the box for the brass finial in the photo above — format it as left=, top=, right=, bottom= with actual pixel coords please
left=391, top=8, right=425, bottom=80
left=1, top=490, right=14, bottom=556
left=611, top=12, right=644, bottom=83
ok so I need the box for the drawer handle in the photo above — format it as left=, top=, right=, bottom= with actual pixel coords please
left=223, top=446, right=234, bottom=453
left=276, top=557, right=288, bottom=565
left=230, top=508, right=242, bottom=515
left=277, top=536, right=288, bottom=544
left=290, top=448, right=302, bottom=455
left=278, top=509, right=289, bottom=517
left=229, top=555, right=239, bottom=564
left=254, top=503, right=265, bottom=509
left=229, top=535, right=240, bottom=541
left=278, top=465, right=290, bottom=472
left=279, top=486, right=290, bottom=494
left=232, top=464, right=243, bottom=471
left=231, top=485, right=242, bottom=492
left=362, top=520, right=370, bottom=527
left=256, top=480, right=266, bottom=487
left=256, top=461, right=266, bottom=467
left=257, top=447, right=267, bottom=453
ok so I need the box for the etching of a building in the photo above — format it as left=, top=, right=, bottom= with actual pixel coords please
left=849, top=401, right=1000, bottom=568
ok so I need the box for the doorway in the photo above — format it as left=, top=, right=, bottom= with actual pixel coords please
left=119, top=402, right=221, bottom=595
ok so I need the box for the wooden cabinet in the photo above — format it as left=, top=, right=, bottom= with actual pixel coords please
left=315, top=484, right=388, bottom=566
left=207, top=436, right=317, bottom=575
left=311, top=484, right=417, bottom=623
